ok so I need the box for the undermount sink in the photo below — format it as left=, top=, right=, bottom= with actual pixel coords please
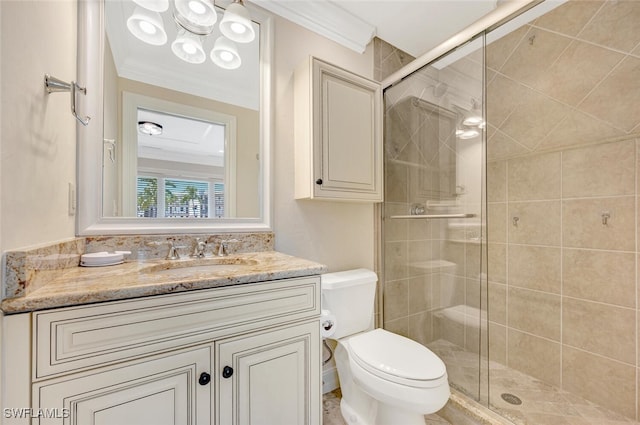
left=143, top=257, right=259, bottom=275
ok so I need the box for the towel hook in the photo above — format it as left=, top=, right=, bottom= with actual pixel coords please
left=44, top=74, right=91, bottom=126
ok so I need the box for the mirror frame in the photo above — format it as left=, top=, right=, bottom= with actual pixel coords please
left=77, top=0, right=273, bottom=235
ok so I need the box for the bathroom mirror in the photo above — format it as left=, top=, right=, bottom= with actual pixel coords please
left=77, top=0, right=272, bottom=235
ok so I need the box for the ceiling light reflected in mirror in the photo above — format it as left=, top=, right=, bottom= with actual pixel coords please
left=127, top=0, right=254, bottom=69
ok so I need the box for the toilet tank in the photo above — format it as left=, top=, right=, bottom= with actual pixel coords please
left=321, top=269, right=378, bottom=339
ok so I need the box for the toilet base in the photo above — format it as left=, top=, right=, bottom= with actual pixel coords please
left=375, top=401, right=428, bottom=425
left=340, top=397, right=429, bottom=425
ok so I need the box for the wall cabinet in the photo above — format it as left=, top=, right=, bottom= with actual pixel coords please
left=294, top=56, right=383, bottom=202
left=6, top=277, right=321, bottom=425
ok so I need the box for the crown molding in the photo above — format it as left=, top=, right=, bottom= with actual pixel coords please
left=250, top=0, right=376, bottom=53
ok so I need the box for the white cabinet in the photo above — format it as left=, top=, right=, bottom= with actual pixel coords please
left=217, top=321, right=320, bottom=425
left=294, top=56, right=383, bottom=202
left=34, top=345, right=212, bottom=425
left=10, top=276, right=321, bottom=425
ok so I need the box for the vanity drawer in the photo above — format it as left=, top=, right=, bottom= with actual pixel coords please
left=33, top=276, right=320, bottom=379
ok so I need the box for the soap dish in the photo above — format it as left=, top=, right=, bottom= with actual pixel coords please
left=80, top=251, right=131, bottom=267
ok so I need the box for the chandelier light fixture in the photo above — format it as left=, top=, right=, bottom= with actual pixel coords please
left=126, top=0, right=255, bottom=70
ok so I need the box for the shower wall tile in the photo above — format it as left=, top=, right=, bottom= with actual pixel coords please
left=579, top=56, right=640, bottom=133
left=563, top=248, right=635, bottom=308
left=508, top=287, right=561, bottom=341
left=488, top=323, right=507, bottom=365
left=384, top=241, right=408, bottom=281
left=507, top=329, right=561, bottom=387
left=499, top=89, right=569, bottom=151
left=383, top=203, right=408, bottom=241
left=507, top=151, right=561, bottom=201
left=465, top=277, right=481, bottom=311
left=408, top=274, right=432, bottom=314
left=562, top=140, right=635, bottom=198
left=488, top=282, right=506, bottom=325
left=533, top=0, right=603, bottom=37
left=464, top=245, right=482, bottom=280
left=486, top=25, right=528, bottom=72
left=408, top=217, right=433, bottom=241
left=408, top=240, right=435, bottom=277
left=579, top=0, right=640, bottom=53
left=487, top=242, right=506, bottom=284
left=383, top=278, right=409, bottom=321
left=407, top=311, right=433, bottom=346
left=500, top=27, right=572, bottom=89
left=488, top=203, right=506, bottom=243
left=487, top=129, right=530, bottom=161
left=533, top=40, right=623, bottom=107
left=508, top=245, right=561, bottom=294
left=562, top=297, right=635, bottom=364
left=384, top=317, right=408, bottom=338
left=562, top=196, right=635, bottom=251
left=385, top=160, right=408, bottom=203
left=486, top=75, right=528, bottom=130
left=508, top=201, right=561, bottom=246
left=562, top=346, right=636, bottom=419
left=487, top=160, right=507, bottom=202
left=538, top=108, right=625, bottom=152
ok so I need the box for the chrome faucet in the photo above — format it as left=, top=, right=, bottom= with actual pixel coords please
left=217, top=239, right=238, bottom=257
left=145, top=240, right=184, bottom=260
left=191, top=238, right=207, bottom=258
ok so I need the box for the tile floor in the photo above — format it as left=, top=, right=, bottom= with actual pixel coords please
left=428, top=339, right=640, bottom=425
left=322, top=388, right=451, bottom=425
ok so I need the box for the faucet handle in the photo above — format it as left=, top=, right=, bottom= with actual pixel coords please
left=217, top=239, right=239, bottom=257
left=145, top=240, right=185, bottom=260
left=191, top=238, right=208, bottom=258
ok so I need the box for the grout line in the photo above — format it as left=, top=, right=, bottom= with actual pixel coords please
left=559, top=148, right=564, bottom=390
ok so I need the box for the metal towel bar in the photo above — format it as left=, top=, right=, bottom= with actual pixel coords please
left=389, top=213, right=476, bottom=219
left=44, top=74, right=91, bottom=126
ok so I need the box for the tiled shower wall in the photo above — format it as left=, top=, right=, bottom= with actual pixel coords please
left=487, top=138, right=638, bottom=418
left=380, top=0, right=640, bottom=420
left=486, top=0, right=640, bottom=419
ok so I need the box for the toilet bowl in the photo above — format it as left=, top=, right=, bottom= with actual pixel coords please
left=322, top=269, right=450, bottom=425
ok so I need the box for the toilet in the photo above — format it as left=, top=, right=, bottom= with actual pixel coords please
left=322, top=269, right=450, bottom=425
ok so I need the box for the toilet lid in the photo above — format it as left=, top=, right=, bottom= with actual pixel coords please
left=349, top=329, right=446, bottom=382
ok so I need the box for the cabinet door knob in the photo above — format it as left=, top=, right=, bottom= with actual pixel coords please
left=315, top=179, right=323, bottom=185
left=198, top=372, right=211, bottom=386
left=222, top=366, right=234, bottom=379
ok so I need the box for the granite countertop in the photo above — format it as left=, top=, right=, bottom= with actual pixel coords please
left=1, top=251, right=327, bottom=313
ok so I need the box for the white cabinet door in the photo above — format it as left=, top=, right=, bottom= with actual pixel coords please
left=34, top=345, right=212, bottom=425
left=216, top=321, right=321, bottom=425
left=295, top=57, right=382, bottom=202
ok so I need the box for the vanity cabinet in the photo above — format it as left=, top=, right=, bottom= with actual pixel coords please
left=10, top=276, right=321, bottom=425
left=294, top=56, right=383, bottom=202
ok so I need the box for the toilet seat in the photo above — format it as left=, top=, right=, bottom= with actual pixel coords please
left=348, top=328, right=447, bottom=388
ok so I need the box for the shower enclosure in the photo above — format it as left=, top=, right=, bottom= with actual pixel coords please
left=381, top=1, right=640, bottom=423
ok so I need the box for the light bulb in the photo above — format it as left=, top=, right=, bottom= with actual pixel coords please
left=188, top=0, right=206, bottom=14
left=127, top=7, right=167, bottom=46
left=220, top=51, right=234, bottom=62
left=139, top=20, right=157, bottom=35
left=230, top=22, right=246, bottom=34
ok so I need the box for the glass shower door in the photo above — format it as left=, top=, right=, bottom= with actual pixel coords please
left=382, top=34, right=488, bottom=403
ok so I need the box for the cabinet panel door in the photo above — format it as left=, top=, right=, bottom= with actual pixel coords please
left=315, top=60, right=382, bottom=201
left=33, top=345, right=212, bottom=425
left=216, top=321, right=320, bottom=425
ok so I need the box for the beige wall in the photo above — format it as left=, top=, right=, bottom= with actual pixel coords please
left=0, top=1, right=77, bottom=251
left=271, top=15, right=376, bottom=271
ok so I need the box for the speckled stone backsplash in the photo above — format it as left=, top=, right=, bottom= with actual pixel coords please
left=3, top=232, right=274, bottom=299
